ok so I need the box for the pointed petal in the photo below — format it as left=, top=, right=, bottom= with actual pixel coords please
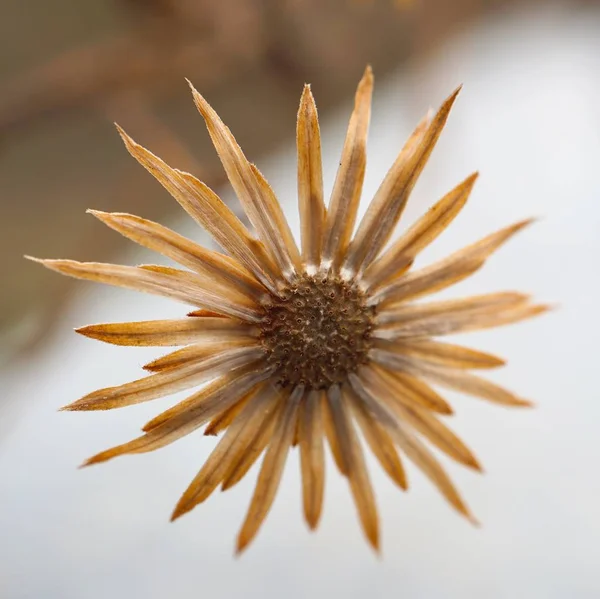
left=359, top=366, right=481, bottom=470
left=370, top=348, right=532, bottom=407
left=321, top=66, right=374, bottom=272
left=115, top=126, right=280, bottom=293
left=296, top=84, right=326, bottom=270
left=368, top=219, right=534, bottom=305
left=349, top=373, right=476, bottom=523
left=82, top=367, right=269, bottom=466
left=29, top=258, right=261, bottom=322
left=325, top=385, right=379, bottom=550
left=236, top=385, right=304, bottom=553
left=63, top=347, right=264, bottom=411
left=171, top=383, right=282, bottom=520
left=204, top=391, right=253, bottom=436
left=346, top=87, right=461, bottom=274
left=188, top=82, right=300, bottom=280
left=322, top=389, right=349, bottom=476
left=298, top=389, right=325, bottom=529
left=363, top=172, right=478, bottom=287
left=89, top=210, right=266, bottom=300
left=76, top=317, right=254, bottom=347
left=348, top=386, right=407, bottom=489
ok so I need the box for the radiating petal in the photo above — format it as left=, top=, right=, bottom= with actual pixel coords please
left=370, top=348, right=532, bottom=407
left=171, top=383, right=282, bottom=520
left=63, top=347, right=264, bottom=411
left=348, top=386, right=407, bottom=489
left=298, top=389, right=325, bottom=529
left=322, top=390, right=349, bottom=476
left=346, top=87, right=461, bottom=275
left=349, top=373, right=476, bottom=523
left=115, top=126, right=280, bottom=293
left=89, top=210, right=266, bottom=300
left=321, top=66, right=374, bottom=272
left=325, top=385, right=379, bottom=550
left=28, top=258, right=261, bottom=322
left=188, top=81, right=301, bottom=280
left=82, top=367, right=270, bottom=466
left=297, top=84, right=326, bottom=270
left=359, top=366, right=481, bottom=470
left=204, top=391, right=253, bottom=436
left=363, top=172, right=478, bottom=288
left=76, top=317, right=255, bottom=347
left=236, top=385, right=304, bottom=553
left=368, top=219, right=534, bottom=305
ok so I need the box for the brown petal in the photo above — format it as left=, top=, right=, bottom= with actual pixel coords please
left=321, top=66, right=373, bottom=272
left=298, top=389, right=326, bottom=529
left=204, top=392, right=253, bottom=436
left=236, top=385, right=304, bottom=553
left=363, top=172, right=478, bottom=288
left=296, top=85, right=326, bottom=270
left=346, top=87, right=461, bottom=274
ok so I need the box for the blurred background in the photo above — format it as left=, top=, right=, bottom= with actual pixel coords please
left=1, top=0, right=600, bottom=597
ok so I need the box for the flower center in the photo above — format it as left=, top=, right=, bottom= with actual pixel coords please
left=259, top=273, right=375, bottom=390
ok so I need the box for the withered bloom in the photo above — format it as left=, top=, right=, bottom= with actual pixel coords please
left=29, top=67, right=546, bottom=553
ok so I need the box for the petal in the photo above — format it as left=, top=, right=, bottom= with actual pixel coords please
left=204, top=391, right=253, bottom=436
left=368, top=219, right=534, bottom=305
left=63, top=347, right=264, bottom=411
left=348, top=386, right=407, bottom=490
left=349, top=373, right=476, bottom=523
left=370, top=348, right=532, bottom=407
left=321, top=66, right=374, bottom=272
left=82, top=367, right=270, bottom=466
left=236, top=385, right=304, bottom=553
left=28, top=258, right=261, bottom=322
left=115, top=126, right=280, bottom=294
left=346, top=87, right=461, bottom=275
left=171, top=382, right=282, bottom=520
left=296, top=85, right=326, bottom=271
left=76, top=317, right=255, bottom=347
left=188, top=81, right=301, bottom=280
left=325, top=385, right=379, bottom=551
left=298, top=389, right=325, bottom=529
left=89, top=210, right=266, bottom=301
left=363, top=172, right=478, bottom=288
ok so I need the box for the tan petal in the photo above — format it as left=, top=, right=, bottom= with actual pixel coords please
left=89, top=210, right=266, bottom=301
left=325, top=385, right=379, bottom=551
left=321, top=66, right=374, bottom=273
left=348, top=386, right=407, bottom=490
left=204, top=391, right=253, bottom=436
left=368, top=363, right=453, bottom=414
left=81, top=367, right=269, bottom=466
left=359, top=366, right=481, bottom=470
left=28, top=258, right=261, bottom=322
left=296, top=85, right=326, bottom=270
left=346, top=87, right=461, bottom=275
left=236, top=385, right=304, bottom=553
left=76, top=317, right=254, bottom=347
left=298, top=389, right=325, bottom=529
left=171, top=383, right=282, bottom=520
left=187, top=309, right=227, bottom=318
left=368, top=219, right=534, bottom=305
left=349, top=373, right=476, bottom=523
left=370, top=348, right=532, bottom=407
left=322, top=390, right=349, bottom=476
left=363, top=172, right=478, bottom=288
left=188, top=82, right=300, bottom=280
left=115, top=126, right=279, bottom=294
left=378, top=339, right=505, bottom=369
left=63, top=347, right=264, bottom=412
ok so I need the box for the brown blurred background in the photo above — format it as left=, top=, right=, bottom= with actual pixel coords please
left=0, top=0, right=592, bottom=365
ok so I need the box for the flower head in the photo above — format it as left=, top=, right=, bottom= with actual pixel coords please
left=29, top=66, right=547, bottom=553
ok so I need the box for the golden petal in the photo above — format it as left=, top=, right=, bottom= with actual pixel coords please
left=236, top=385, right=304, bottom=553
left=298, top=389, right=326, bottom=529
left=296, top=84, right=326, bottom=270
left=204, top=391, right=253, bottom=436
left=321, top=66, right=374, bottom=272
left=363, top=172, right=478, bottom=288
left=346, top=87, right=461, bottom=275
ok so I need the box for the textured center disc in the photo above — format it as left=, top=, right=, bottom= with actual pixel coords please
left=260, top=273, right=375, bottom=390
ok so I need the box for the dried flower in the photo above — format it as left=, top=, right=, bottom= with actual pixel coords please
left=28, top=66, right=546, bottom=553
